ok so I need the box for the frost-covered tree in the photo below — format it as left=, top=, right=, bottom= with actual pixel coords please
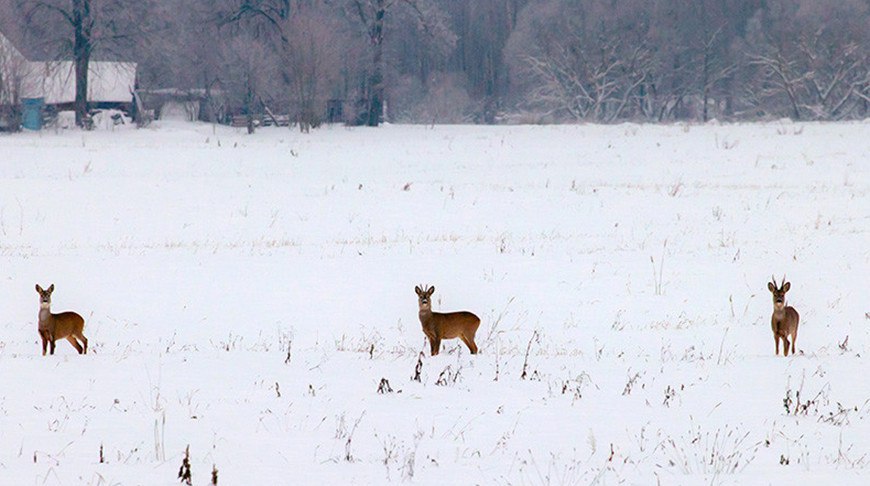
left=745, top=0, right=869, bottom=120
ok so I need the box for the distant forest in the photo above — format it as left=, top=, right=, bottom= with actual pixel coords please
left=2, top=0, right=868, bottom=127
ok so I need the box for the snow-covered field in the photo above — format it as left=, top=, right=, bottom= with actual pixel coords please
left=0, top=120, right=868, bottom=485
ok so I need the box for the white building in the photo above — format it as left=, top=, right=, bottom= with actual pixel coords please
left=1, top=28, right=136, bottom=109
left=22, top=60, right=137, bottom=106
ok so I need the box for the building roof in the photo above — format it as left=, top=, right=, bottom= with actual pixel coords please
left=23, top=61, right=137, bottom=103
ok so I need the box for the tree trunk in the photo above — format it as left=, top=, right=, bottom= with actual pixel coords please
left=72, top=0, right=92, bottom=128
left=245, top=76, right=255, bottom=134
left=366, top=0, right=385, bottom=127
left=702, top=49, right=710, bottom=122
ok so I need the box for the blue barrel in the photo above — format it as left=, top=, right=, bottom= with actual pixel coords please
left=22, top=98, right=45, bottom=130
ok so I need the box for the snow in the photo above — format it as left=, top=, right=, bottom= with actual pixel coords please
left=0, top=121, right=868, bottom=485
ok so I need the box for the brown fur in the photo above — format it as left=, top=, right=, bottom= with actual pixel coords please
left=36, top=284, right=88, bottom=355
left=415, top=285, right=480, bottom=356
left=768, top=276, right=799, bottom=357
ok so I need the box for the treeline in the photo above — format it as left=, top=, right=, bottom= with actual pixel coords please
left=5, top=0, right=870, bottom=127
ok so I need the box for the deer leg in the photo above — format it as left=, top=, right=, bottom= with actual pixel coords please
left=782, top=337, right=790, bottom=357
left=40, top=331, right=48, bottom=356
left=67, top=336, right=84, bottom=354
left=790, top=331, right=796, bottom=356
left=431, top=337, right=441, bottom=356
left=459, top=335, right=470, bottom=353
left=461, top=335, right=478, bottom=355
left=774, top=334, right=780, bottom=356
left=49, top=334, right=56, bottom=355
left=78, top=333, right=88, bottom=354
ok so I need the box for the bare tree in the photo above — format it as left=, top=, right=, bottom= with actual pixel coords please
left=132, top=0, right=228, bottom=122
left=748, top=52, right=806, bottom=119
left=744, top=0, right=869, bottom=120
left=794, top=28, right=869, bottom=119
left=280, top=5, right=346, bottom=131
left=221, top=34, right=280, bottom=133
left=215, top=0, right=291, bottom=132
left=506, top=0, right=654, bottom=122
left=20, top=0, right=148, bottom=127
left=215, top=0, right=352, bottom=131
left=448, top=0, right=527, bottom=122
left=348, top=0, right=389, bottom=126
left=24, top=0, right=95, bottom=127
left=698, top=27, right=737, bottom=121
left=346, top=0, right=456, bottom=126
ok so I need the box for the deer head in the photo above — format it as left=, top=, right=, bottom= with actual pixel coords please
left=35, top=284, right=55, bottom=308
left=415, top=285, right=435, bottom=311
left=767, top=275, right=791, bottom=310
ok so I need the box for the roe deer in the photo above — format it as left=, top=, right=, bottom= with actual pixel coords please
left=36, top=284, right=88, bottom=355
left=768, top=275, right=799, bottom=357
left=415, top=285, right=480, bottom=356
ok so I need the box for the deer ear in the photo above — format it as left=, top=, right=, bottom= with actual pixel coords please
left=767, top=282, right=775, bottom=292
left=427, top=286, right=435, bottom=296
left=782, top=282, right=790, bottom=292
left=36, top=284, right=43, bottom=293
left=415, top=286, right=422, bottom=295
left=48, top=284, right=55, bottom=293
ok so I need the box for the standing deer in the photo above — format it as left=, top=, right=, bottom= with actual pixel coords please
left=768, top=275, right=799, bottom=357
left=36, top=284, right=88, bottom=355
left=415, top=285, right=480, bottom=356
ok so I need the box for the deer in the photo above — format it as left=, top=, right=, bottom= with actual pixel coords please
left=768, top=275, right=799, bottom=357
left=35, top=284, right=88, bottom=355
left=415, top=285, right=480, bottom=356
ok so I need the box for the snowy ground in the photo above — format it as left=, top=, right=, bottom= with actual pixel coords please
left=0, top=120, right=868, bottom=485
